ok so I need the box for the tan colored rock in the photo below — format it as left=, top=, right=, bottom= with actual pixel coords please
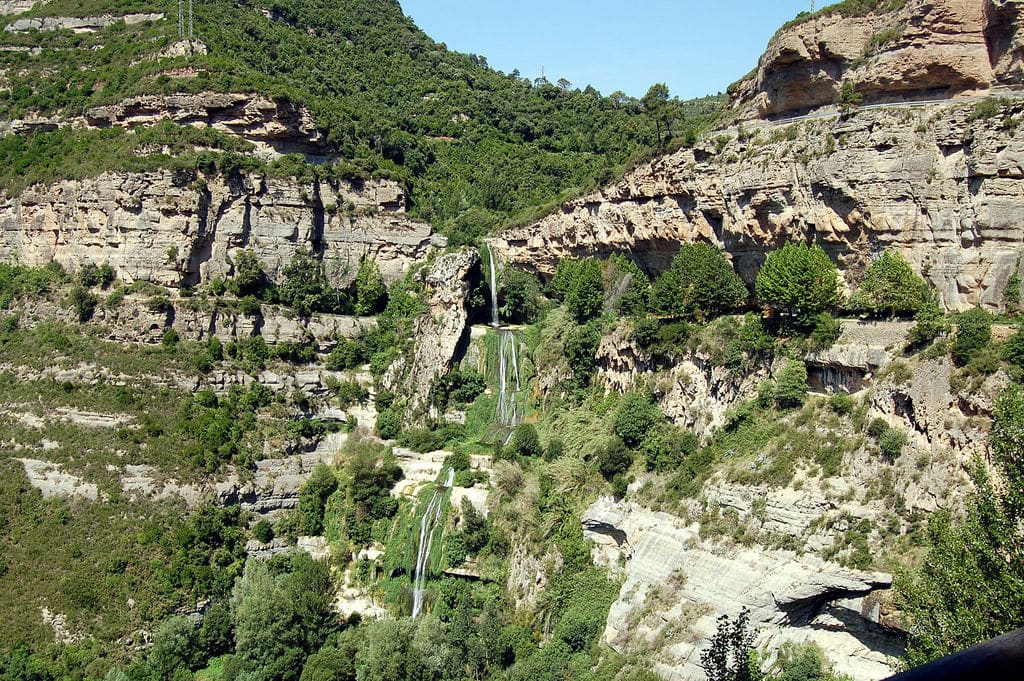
left=583, top=497, right=902, bottom=681
left=734, top=0, right=1011, bottom=118
left=382, top=249, right=479, bottom=423
left=4, top=13, right=164, bottom=33
left=0, top=170, right=439, bottom=289
left=493, top=100, right=1024, bottom=312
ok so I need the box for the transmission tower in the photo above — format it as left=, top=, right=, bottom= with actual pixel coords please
left=811, top=1, right=816, bottom=11
left=178, top=0, right=194, bottom=39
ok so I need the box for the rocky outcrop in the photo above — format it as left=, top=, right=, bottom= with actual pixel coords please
left=4, top=13, right=164, bottom=33
left=85, top=92, right=327, bottom=157
left=382, top=249, right=479, bottom=423
left=493, top=98, right=1024, bottom=312
left=733, top=0, right=1017, bottom=118
left=583, top=498, right=903, bottom=681
left=0, top=170, right=441, bottom=288
left=0, top=1, right=37, bottom=16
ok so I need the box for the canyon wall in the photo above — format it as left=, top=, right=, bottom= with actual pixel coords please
left=493, top=98, right=1024, bottom=312
left=0, top=170, right=441, bottom=288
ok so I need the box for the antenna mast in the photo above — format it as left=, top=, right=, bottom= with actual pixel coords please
left=811, top=1, right=816, bottom=12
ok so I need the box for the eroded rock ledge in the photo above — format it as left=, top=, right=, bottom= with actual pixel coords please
left=583, top=497, right=903, bottom=681
left=0, top=170, right=442, bottom=288
left=493, top=99, right=1024, bottom=311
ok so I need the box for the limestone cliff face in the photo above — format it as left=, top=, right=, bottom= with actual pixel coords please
left=0, top=169, right=441, bottom=288
left=583, top=498, right=903, bottom=681
left=493, top=98, right=1024, bottom=311
left=733, top=0, right=1020, bottom=118
left=383, top=249, right=480, bottom=423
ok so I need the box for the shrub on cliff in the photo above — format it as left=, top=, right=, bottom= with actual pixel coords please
left=354, top=257, right=387, bottom=316
left=651, top=243, right=747, bottom=321
left=612, top=392, right=661, bottom=448
left=500, top=268, right=542, bottom=324
left=951, top=307, right=992, bottom=367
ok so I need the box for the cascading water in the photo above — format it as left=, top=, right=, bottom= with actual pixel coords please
left=485, top=245, right=524, bottom=435
left=411, top=467, right=455, bottom=618
left=487, top=245, right=499, bottom=328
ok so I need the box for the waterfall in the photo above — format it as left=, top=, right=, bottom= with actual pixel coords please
left=411, top=467, right=454, bottom=618
left=495, top=330, right=522, bottom=431
left=487, top=245, right=499, bottom=327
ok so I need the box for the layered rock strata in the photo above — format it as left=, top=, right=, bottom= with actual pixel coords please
left=734, top=0, right=1022, bottom=118
left=0, top=170, right=441, bottom=288
left=493, top=99, right=1024, bottom=311
left=583, top=497, right=903, bottom=681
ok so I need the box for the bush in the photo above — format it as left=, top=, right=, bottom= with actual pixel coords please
left=612, top=392, right=660, bottom=448
left=564, top=321, right=601, bottom=387
left=554, top=259, right=604, bottom=322
left=1003, top=328, right=1024, bottom=370
left=252, top=520, right=274, bottom=544
left=355, top=257, right=388, bottom=315
left=867, top=418, right=890, bottom=439
left=651, top=243, right=747, bottom=320
left=641, top=423, right=699, bottom=472
left=775, top=360, right=808, bottom=409
left=907, top=288, right=948, bottom=348
left=508, top=423, right=543, bottom=458
left=951, top=307, right=992, bottom=367
left=162, top=328, right=180, bottom=348
left=598, top=438, right=633, bottom=480
left=828, top=392, right=855, bottom=415
left=375, top=408, right=402, bottom=440
left=544, top=437, right=565, bottom=461
left=878, top=428, right=907, bottom=459
left=325, top=338, right=364, bottom=370
left=227, top=249, right=267, bottom=298
left=66, top=285, right=98, bottom=322
left=756, top=242, right=841, bottom=323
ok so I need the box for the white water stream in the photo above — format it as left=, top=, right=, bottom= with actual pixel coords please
left=487, top=247, right=523, bottom=432
left=411, top=466, right=454, bottom=618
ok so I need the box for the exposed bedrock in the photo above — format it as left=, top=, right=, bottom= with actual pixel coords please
left=493, top=99, right=1024, bottom=312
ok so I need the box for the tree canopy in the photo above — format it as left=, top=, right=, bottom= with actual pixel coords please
left=755, top=242, right=841, bottom=322
left=652, top=243, right=747, bottom=320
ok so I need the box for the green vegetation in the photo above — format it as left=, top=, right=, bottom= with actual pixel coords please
left=755, top=242, right=841, bottom=325
left=897, top=385, right=1024, bottom=666
left=0, top=0, right=724, bottom=239
left=951, top=307, right=992, bottom=367
left=850, top=250, right=925, bottom=317
left=651, top=243, right=747, bottom=321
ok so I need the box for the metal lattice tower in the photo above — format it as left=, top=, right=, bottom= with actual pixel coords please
left=811, top=1, right=816, bottom=12
left=188, top=0, right=193, bottom=39
left=178, top=0, right=183, bottom=37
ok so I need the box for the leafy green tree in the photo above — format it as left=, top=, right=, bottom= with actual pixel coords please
left=500, top=269, right=542, bottom=324
left=897, top=385, right=1024, bottom=666
left=227, top=250, right=267, bottom=298
left=951, top=307, right=992, bottom=367
left=459, top=497, right=489, bottom=555
left=607, top=254, right=650, bottom=316
left=652, top=243, right=747, bottom=320
left=1002, top=327, right=1024, bottom=371
left=612, top=392, right=661, bottom=448
left=563, top=321, right=601, bottom=388
left=906, top=288, right=948, bottom=348
left=508, top=423, right=542, bottom=458
left=296, top=463, right=338, bottom=536
left=774, top=360, right=808, bottom=410
left=598, top=438, right=633, bottom=481
left=355, top=257, right=387, bottom=316
left=300, top=646, right=356, bottom=681
left=564, top=259, right=605, bottom=322
left=855, top=251, right=925, bottom=317
left=66, top=285, right=98, bottom=322
left=149, top=616, right=198, bottom=679
left=230, top=561, right=305, bottom=681
left=755, top=243, right=841, bottom=323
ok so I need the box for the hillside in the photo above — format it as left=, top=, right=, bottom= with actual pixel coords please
left=0, top=0, right=721, bottom=244
left=2, top=1, right=1024, bottom=681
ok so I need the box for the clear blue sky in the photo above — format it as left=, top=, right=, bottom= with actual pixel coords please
left=399, top=1, right=813, bottom=100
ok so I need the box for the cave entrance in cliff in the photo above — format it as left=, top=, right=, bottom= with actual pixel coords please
left=806, top=363, right=868, bottom=395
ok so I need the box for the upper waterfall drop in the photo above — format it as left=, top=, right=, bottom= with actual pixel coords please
left=487, top=244, right=500, bottom=328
